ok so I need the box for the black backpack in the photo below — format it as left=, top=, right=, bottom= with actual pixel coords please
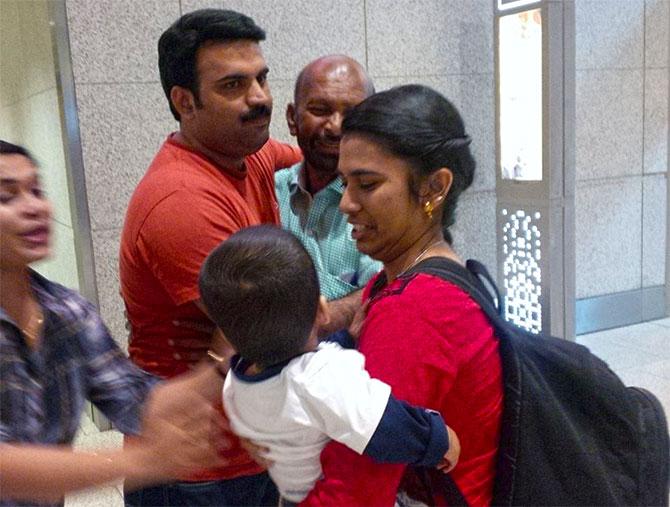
left=404, top=257, right=670, bottom=507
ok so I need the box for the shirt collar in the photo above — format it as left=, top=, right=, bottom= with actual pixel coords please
left=288, top=162, right=344, bottom=198
left=229, top=354, right=298, bottom=383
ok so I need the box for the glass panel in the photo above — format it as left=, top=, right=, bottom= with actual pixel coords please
left=499, top=8, right=543, bottom=181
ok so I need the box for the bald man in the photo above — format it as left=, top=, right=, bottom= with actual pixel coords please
left=275, top=55, right=381, bottom=334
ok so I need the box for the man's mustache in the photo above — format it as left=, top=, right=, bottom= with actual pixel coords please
left=240, top=105, right=272, bottom=123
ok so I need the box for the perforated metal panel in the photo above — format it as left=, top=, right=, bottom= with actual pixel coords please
left=501, top=208, right=543, bottom=333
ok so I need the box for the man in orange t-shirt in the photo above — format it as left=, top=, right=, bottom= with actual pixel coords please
left=119, top=9, right=301, bottom=506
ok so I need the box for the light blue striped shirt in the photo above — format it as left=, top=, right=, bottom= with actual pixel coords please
left=275, top=163, right=382, bottom=300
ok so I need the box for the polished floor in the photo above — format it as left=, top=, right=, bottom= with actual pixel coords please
left=65, top=318, right=670, bottom=506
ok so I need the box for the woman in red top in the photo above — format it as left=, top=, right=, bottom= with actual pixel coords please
left=301, top=85, right=503, bottom=507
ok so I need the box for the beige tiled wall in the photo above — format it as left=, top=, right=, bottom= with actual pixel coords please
left=643, top=174, right=668, bottom=287
left=575, top=177, right=643, bottom=298
left=574, top=0, right=669, bottom=299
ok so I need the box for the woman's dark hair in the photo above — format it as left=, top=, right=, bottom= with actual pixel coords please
left=158, top=9, right=266, bottom=121
left=199, top=225, right=320, bottom=369
left=341, top=84, right=475, bottom=243
left=0, top=140, right=37, bottom=165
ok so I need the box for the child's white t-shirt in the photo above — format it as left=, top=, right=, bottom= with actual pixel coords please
left=223, top=341, right=391, bottom=502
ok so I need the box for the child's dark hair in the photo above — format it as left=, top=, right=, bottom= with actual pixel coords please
left=199, top=225, right=320, bottom=368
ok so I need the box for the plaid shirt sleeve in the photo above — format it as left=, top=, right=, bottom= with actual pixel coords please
left=76, top=298, right=160, bottom=435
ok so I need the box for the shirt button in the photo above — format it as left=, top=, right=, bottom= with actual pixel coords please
left=168, top=339, right=175, bottom=346
left=173, top=353, right=181, bottom=360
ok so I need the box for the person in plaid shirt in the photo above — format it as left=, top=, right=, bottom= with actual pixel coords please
left=0, top=140, right=226, bottom=506
left=275, top=55, right=381, bottom=335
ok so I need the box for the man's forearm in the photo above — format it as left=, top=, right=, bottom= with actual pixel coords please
left=318, top=289, right=362, bottom=337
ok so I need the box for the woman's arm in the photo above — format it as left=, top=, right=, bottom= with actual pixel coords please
left=0, top=444, right=168, bottom=502
left=0, top=364, right=227, bottom=503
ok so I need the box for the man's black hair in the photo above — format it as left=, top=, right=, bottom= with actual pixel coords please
left=158, top=9, right=266, bottom=121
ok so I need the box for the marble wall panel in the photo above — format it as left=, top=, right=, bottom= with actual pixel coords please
left=642, top=173, right=667, bottom=286
left=91, top=228, right=127, bottom=348
left=66, top=0, right=180, bottom=84
left=576, top=176, right=643, bottom=298
left=366, top=0, right=492, bottom=77
left=575, top=0, right=644, bottom=70
left=576, top=69, right=644, bottom=180
left=76, top=82, right=176, bottom=230
left=451, top=190, right=497, bottom=275
left=645, top=0, right=669, bottom=68
left=181, top=0, right=367, bottom=80
left=644, top=68, right=669, bottom=174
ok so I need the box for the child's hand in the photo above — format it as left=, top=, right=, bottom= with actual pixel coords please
left=239, top=437, right=273, bottom=469
left=437, top=425, right=460, bottom=473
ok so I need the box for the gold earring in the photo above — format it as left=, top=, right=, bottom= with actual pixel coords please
left=423, top=201, right=434, bottom=219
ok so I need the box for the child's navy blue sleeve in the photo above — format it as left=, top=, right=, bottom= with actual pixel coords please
left=323, top=329, right=356, bottom=349
left=362, top=396, right=449, bottom=467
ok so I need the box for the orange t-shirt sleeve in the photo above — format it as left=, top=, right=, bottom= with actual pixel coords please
left=266, top=138, right=302, bottom=170
left=136, top=190, right=242, bottom=306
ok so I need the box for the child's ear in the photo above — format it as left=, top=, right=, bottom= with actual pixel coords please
left=316, top=296, right=331, bottom=328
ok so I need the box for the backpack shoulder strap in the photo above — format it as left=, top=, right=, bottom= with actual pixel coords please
left=405, top=257, right=506, bottom=327
left=405, top=257, right=519, bottom=507
left=407, top=257, right=513, bottom=506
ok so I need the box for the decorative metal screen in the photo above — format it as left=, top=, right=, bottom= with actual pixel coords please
left=495, top=0, right=575, bottom=339
left=501, top=208, right=543, bottom=333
